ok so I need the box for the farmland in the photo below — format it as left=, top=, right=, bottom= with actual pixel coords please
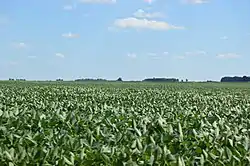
left=0, top=81, right=250, bottom=165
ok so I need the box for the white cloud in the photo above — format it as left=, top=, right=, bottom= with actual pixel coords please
left=220, top=36, right=228, bottom=40
left=174, top=50, right=206, bottom=60
left=183, top=0, right=209, bottom=4
left=216, top=53, right=240, bottom=59
left=108, top=26, right=130, bottom=33
left=17, top=42, right=27, bottom=48
left=163, top=51, right=169, bottom=55
left=55, top=53, right=65, bottom=58
left=144, top=0, right=154, bottom=4
left=63, top=3, right=77, bottom=10
left=185, top=50, right=206, bottom=56
left=62, top=32, right=80, bottom=38
left=12, top=42, right=28, bottom=49
left=127, top=53, right=137, bottom=59
left=147, top=52, right=161, bottom=59
left=133, top=9, right=164, bottom=19
left=114, top=17, right=184, bottom=31
left=79, top=0, right=116, bottom=4
left=197, top=50, right=206, bottom=55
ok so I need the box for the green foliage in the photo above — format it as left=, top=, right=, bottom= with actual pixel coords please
left=0, top=82, right=250, bottom=165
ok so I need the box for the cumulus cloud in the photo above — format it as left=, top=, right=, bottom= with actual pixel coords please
left=216, top=53, right=240, bottom=59
left=79, top=0, right=116, bottom=4
left=114, top=17, right=184, bottom=31
left=62, top=32, right=80, bottom=38
left=163, top=51, right=169, bottom=55
left=133, top=9, right=164, bottom=19
left=183, top=0, right=209, bottom=4
left=127, top=53, right=137, bottom=59
left=55, top=53, right=65, bottom=58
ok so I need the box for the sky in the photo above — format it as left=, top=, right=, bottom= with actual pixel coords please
left=0, top=0, right=250, bottom=81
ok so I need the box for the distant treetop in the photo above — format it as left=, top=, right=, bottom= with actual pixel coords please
left=221, top=76, right=250, bottom=82
left=75, top=78, right=107, bottom=82
left=143, top=78, right=179, bottom=82
left=117, top=77, right=123, bottom=81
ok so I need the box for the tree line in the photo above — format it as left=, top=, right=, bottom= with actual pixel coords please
left=7, top=76, right=250, bottom=82
left=220, top=76, right=250, bottom=82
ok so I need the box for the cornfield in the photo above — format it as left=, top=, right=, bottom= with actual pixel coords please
left=0, top=81, right=250, bottom=165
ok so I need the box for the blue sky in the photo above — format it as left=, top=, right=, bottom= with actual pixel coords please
left=0, top=0, right=250, bottom=81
